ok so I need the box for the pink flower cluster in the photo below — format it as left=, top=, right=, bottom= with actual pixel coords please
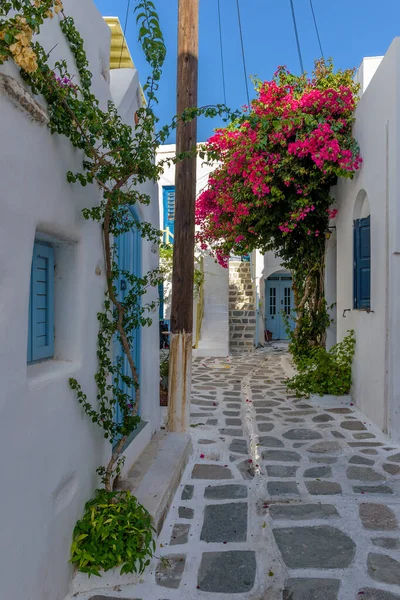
left=195, top=67, right=362, bottom=266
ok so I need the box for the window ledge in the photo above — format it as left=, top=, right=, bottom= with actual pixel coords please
left=27, top=359, right=81, bottom=388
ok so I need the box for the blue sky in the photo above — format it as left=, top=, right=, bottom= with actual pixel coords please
left=94, top=0, right=400, bottom=142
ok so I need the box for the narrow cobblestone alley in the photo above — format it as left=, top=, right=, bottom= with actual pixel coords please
left=85, top=348, right=400, bottom=600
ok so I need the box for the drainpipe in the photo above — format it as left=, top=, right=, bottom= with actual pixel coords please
left=384, top=120, right=390, bottom=434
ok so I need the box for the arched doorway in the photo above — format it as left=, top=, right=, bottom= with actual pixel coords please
left=265, top=270, right=295, bottom=340
left=114, top=208, right=142, bottom=427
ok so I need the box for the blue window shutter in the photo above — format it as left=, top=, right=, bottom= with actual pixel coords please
left=163, top=186, right=175, bottom=239
left=28, top=242, right=55, bottom=362
left=354, top=216, right=371, bottom=309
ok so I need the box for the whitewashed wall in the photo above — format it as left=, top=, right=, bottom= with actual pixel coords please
left=0, top=3, right=159, bottom=600
left=333, top=39, right=400, bottom=440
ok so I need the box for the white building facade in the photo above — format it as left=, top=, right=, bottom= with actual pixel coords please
left=0, top=4, right=160, bottom=600
left=329, top=38, right=400, bottom=442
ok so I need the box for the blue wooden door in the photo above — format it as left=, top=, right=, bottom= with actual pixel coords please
left=265, top=275, right=295, bottom=340
left=114, top=212, right=141, bottom=428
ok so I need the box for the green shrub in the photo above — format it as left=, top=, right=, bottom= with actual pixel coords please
left=287, top=330, right=355, bottom=397
left=70, top=490, right=155, bottom=577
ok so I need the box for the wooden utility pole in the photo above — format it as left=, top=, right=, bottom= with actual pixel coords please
left=168, top=0, right=199, bottom=432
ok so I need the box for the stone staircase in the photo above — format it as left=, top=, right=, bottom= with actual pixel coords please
left=229, top=261, right=256, bottom=353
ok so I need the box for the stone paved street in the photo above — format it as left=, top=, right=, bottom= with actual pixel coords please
left=85, top=348, right=400, bottom=600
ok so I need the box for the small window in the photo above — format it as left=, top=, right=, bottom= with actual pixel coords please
left=27, top=241, right=55, bottom=363
left=353, top=216, right=371, bottom=310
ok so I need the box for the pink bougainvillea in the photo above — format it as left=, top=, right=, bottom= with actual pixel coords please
left=195, top=60, right=362, bottom=266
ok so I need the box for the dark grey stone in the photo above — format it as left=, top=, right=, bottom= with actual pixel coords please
left=204, top=484, right=248, bottom=500
left=285, top=418, right=305, bottom=423
left=388, top=453, right=400, bottom=463
left=273, top=526, right=356, bottom=568
left=256, top=408, right=273, bottom=414
left=372, top=537, right=400, bottom=550
left=356, top=589, right=400, bottom=600
left=192, top=400, right=217, bottom=407
left=293, top=442, right=310, bottom=448
left=263, top=450, right=301, bottom=462
left=223, top=411, right=240, bottom=417
left=361, top=449, right=379, bottom=455
left=258, top=436, right=284, bottom=448
left=347, top=467, right=386, bottom=482
left=256, top=414, right=274, bottom=422
left=219, top=428, right=243, bottom=437
left=283, top=429, right=323, bottom=441
left=226, top=418, right=242, bottom=427
left=226, top=403, right=241, bottom=409
left=349, top=455, right=375, bottom=466
left=327, top=407, right=354, bottom=414
left=258, top=422, right=275, bottom=432
left=201, top=502, right=247, bottom=542
left=331, top=430, right=346, bottom=439
left=353, top=485, right=393, bottom=494
left=310, top=456, right=338, bottom=464
left=191, top=412, right=214, bottom=417
left=359, top=503, right=398, bottom=530
left=198, top=551, right=256, bottom=593
left=313, top=414, right=334, bottom=423
left=340, top=420, right=367, bottom=431
left=270, top=503, right=339, bottom=521
left=349, top=442, right=384, bottom=447
left=283, top=578, right=340, bottom=600
left=368, top=553, right=400, bottom=585
left=304, top=466, right=332, bottom=478
left=181, top=485, right=194, bottom=500
left=178, top=506, right=194, bottom=519
left=296, top=403, right=313, bottom=408
left=267, top=481, right=300, bottom=496
left=383, top=463, right=400, bottom=475
left=354, top=432, right=376, bottom=439
left=237, top=459, right=257, bottom=479
left=170, top=524, right=190, bottom=545
left=156, top=554, right=186, bottom=589
left=198, top=439, right=216, bottom=445
left=290, top=410, right=317, bottom=416
left=191, top=464, right=233, bottom=480
left=229, top=439, right=248, bottom=454
left=266, top=465, right=299, bottom=478
left=206, top=419, right=218, bottom=426
left=306, top=481, right=342, bottom=495
left=307, top=441, right=342, bottom=454
left=254, top=400, right=280, bottom=407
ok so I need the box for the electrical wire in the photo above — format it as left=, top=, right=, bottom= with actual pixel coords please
left=235, top=0, right=250, bottom=106
left=118, top=0, right=132, bottom=69
left=217, top=0, right=227, bottom=105
left=309, top=0, right=324, bottom=58
left=289, top=0, right=304, bottom=74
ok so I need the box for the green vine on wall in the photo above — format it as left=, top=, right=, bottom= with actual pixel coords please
left=1, top=0, right=238, bottom=575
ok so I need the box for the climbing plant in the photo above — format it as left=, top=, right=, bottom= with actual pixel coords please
left=196, top=62, right=362, bottom=359
left=1, top=0, right=238, bottom=576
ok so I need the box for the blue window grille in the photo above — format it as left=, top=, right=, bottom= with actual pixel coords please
left=27, top=241, right=55, bottom=363
left=163, top=186, right=175, bottom=240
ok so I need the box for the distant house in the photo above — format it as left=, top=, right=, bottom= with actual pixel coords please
left=156, top=145, right=291, bottom=356
left=327, top=39, right=400, bottom=442
left=0, top=4, right=160, bottom=600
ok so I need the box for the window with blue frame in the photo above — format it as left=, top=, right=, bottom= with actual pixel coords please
left=27, top=241, right=55, bottom=363
left=163, top=186, right=175, bottom=239
left=353, top=216, right=371, bottom=310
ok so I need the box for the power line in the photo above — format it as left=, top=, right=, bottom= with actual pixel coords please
left=235, top=0, right=250, bottom=106
left=289, top=0, right=304, bottom=73
left=217, top=0, right=227, bottom=105
left=309, top=0, right=324, bottom=58
left=119, top=0, right=132, bottom=69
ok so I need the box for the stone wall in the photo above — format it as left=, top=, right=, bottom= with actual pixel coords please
left=229, top=261, right=256, bottom=352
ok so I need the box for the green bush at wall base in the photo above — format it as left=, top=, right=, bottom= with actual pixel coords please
left=70, top=490, right=155, bottom=577
left=287, top=330, right=356, bottom=397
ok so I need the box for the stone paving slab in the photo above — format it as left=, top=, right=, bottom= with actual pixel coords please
left=74, top=348, right=400, bottom=600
